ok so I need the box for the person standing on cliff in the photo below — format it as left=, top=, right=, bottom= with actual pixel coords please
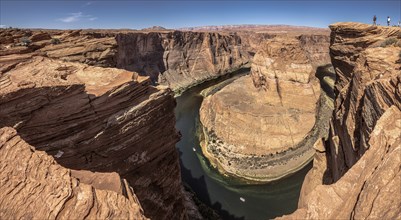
left=387, top=16, right=391, bottom=26
left=373, top=15, right=377, bottom=25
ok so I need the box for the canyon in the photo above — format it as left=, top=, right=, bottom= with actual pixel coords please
left=0, top=22, right=400, bottom=220
left=199, top=35, right=332, bottom=182
left=0, top=26, right=276, bottom=219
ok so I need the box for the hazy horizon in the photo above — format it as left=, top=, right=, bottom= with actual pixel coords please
left=1, top=0, right=401, bottom=29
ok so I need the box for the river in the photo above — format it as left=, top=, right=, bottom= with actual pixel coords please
left=174, top=69, right=313, bottom=220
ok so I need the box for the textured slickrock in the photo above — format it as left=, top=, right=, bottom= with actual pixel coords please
left=116, top=31, right=250, bottom=91
left=0, top=29, right=118, bottom=69
left=327, top=22, right=401, bottom=180
left=39, top=32, right=118, bottom=67
left=0, top=57, right=189, bottom=219
left=281, top=22, right=401, bottom=219
left=29, top=31, right=52, bottom=42
left=0, top=127, right=147, bottom=220
left=199, top=35, right=331, bottom=182
left=280, top=106, right=401, bottom=219
left=0, top=29, right=32, bottom=45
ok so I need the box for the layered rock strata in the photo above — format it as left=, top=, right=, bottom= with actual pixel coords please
left=199, top=35, right=331, bottom=182
left=0, top=57, right=188, bottom=219
left=2, top=29, right=333, bottom=94
left=0, top=127, right=147, bottom=220
left=327, top=22, right=401, bottom=180
left=281, top=23, right=401, bottom=219
left=116, top=31, right=250, bottom=91
left=1, top=29, right=251, bottom=92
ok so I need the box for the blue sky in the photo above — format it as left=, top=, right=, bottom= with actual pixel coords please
left=1, top=0, right=400, bottom=29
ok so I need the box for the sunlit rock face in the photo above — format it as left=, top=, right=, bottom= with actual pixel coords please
left=280, top=22, right=401, bottom=219
left=0, top=127, right=148, bottom=220
left=0, top=55, right=188, bottom=219
left=199, top=35, right=331, bottom=182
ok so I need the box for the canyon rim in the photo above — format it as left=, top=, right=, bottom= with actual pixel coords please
left=1, top=1, right=401, bottom=219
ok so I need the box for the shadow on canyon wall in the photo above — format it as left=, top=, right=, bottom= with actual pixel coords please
left=0, top=82, right=185, bottom=219
left=314, top=64, right=336, bottom=185
left=315, top=64, right=336, bottom=100
left=116, top=32, right=166, bottom=83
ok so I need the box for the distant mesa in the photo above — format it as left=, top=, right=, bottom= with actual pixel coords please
left=141, top=26, right=168, bottom=31
left=179, top=24, right=329, bottom=33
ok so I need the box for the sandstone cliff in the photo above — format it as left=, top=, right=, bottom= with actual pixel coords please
left=0, top=56, right=190, bottom=219
left=327, top=23, right=401, bottom=180
left=281, top=22, right=401, bottom=219
left=1, top=29, right=251, bottom=93
left=199, top=35, right=331, bottom=182
left=116, top=31, right=250, bottom=91
left=0, top=127, right=147, bottom=219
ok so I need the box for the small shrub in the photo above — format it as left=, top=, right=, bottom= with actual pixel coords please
left=50, top=38, right=61, bottom=45
left=19, top=37, right=31, bottom=46
left=380, top=38, right=398, bottom=47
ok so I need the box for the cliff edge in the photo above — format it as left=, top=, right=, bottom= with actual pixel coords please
left=0, top=56, right=190, bottom=219
left=0, top=127, right=147, bottom=219
left=281, top=22, right=401, bottom=219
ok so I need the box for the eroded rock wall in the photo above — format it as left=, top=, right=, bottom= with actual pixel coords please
left=327, top=22, right=401, bottom=180
left=199, top=35, right=331, bottom=182
left=0, top=57, right=188, bottom=219
left=116, top=31, right=250, bottom=91
left=0, top=127, right=147, bottom=220
left=281, top=22, right=401, bottom=219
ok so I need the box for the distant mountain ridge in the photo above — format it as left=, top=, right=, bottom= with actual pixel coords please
left=178, top=24, right=329, bottom=32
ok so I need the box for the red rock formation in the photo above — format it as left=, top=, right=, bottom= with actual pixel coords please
left=116, top=31, right=250, bottom=91
left=328, top=22, right=401, bottom=180
left=29, top=31, right=52, bottom=42
left=0, top=127, right=147, bottom=219
left=281, top=22, right=401, bottom=219
left=281, top=106, right=401, bottom=219
left=199, top=35, right=331, bottom=182
left=1, top=29, right=252, bottom=92
left=0, top=57, right=189, bottom=219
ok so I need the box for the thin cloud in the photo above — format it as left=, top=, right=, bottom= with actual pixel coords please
left=0, top=25, right=6, bottom=28
left=57, top=12, right=97, bottom=23
left=58, top=12, right=83, bottom=23
left=83, top=2, right=94, bottom=7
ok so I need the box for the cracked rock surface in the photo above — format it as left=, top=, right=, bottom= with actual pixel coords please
left=281, top=22, right=401, bottom=219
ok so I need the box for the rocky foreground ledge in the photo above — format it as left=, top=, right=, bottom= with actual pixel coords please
left=281, top=22, right=401, bottom=219
left=0, top=56, right=193, bottom=219
left=0, top=127, right=147, bottom=219
left=199, top=35, right=332, bottom=182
